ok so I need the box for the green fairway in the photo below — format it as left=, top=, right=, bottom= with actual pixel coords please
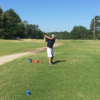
left=0, top=40, right=100, bottom=100
left=0, top=39, right=46, bottom=56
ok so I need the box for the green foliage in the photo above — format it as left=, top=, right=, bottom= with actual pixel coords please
left=0, top=6, right=100, bottom=40
left=47, top=16, right=100, bottom=40
left=90, top=16, right=100, bottom=31
left=47, top=31, right=71, bottom=39
left=3, top=9, right=23, bottom=39
left=71, top=26, right=88, bottom=39
left=23, top=23, right=45, bottom=39
left=0, top=7, right=4, bottom=33
left=0, top=7, right=45, bottom=39
left=90, top=16, right=100, bottom=39
left=0, top=7, right=3, bottom=14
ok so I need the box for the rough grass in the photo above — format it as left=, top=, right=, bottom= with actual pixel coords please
left=0, top=39, right=46, bottom=56
left=0, top=40, right=100, bottom=100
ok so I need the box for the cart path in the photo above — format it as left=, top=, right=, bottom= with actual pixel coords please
left=0, top=42, right=61, bottom=65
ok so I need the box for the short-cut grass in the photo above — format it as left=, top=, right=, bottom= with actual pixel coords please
left=0, top=40, right=100, bottom=100
left=0, top=39, right=46, bottom=56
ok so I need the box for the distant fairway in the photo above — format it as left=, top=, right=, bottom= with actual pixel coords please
left=0, top=40, right=100, bottom=100
left=0, top=39, right=46, bottom=56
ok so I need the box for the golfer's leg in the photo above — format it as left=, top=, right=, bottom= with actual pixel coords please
left=49, top=57, right=52, bottom=63
left=51, top=56, right=54, bottom=63
left=47, top=47, right=52, bottom=64
left=51, top=48, right=54, bottom=63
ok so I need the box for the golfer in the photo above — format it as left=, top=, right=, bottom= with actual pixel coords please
left=44, top=34, right=56, bottom=65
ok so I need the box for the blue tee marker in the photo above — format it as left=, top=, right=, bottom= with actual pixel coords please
left=26, top=90, right=30, bottom=96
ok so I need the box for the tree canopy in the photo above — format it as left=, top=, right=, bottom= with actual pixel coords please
left=0, top=7, right=45, bottom=39
left=90, top=16, right=100, bottom=39
left=0, top=7, right=100, bottom=40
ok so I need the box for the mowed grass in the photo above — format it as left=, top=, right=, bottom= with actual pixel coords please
left=0, top=40, right=100, bottom=100
left=0, top=39, right=46, bottom=56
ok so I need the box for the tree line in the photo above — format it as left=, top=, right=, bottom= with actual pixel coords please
left=0, top=7, right=100, bottom=40
left=0, top=7, right=45, bottom=39
left=47, top=16, right=100, bottom=40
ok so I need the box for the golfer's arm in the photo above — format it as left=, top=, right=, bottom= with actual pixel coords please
left=44, top=36, right=46, bottom=42
left=46, top=36, right=52, bottom=40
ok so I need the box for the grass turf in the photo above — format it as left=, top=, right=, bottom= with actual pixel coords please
left=0, top=39, right=46, bottom=56
left=0, top=40, right=100, bottom=100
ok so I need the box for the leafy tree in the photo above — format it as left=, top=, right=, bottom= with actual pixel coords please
left=0, top=7, right=5, bottom=38
left=46, top=31, right=71, bottom=39
left=0, top=6, right=3, bottom=14
left=23, top=20, right=29, bottom=38
left=71, top=26, right=88, bottom=39
left=23, top=20, right=28, bottom=26
left=28, top=24, right=42, bottom=39
left=3, top=9, right=23, bottom=39
left=15, top=23, right=25, bottom=38
left=90, top=16, right=100, bottom=39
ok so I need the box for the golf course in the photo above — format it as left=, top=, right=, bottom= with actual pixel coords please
left=0, top=39, right=100, bottom=100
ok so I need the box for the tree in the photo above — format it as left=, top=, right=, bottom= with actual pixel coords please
left=71, top=26, right=88, bottom=39
left=28, top=24, right=40, bottom=39
left=15, top=23, right=25, bottom=38
left=23, top=20, right=28, bottom=26
left=0, top=7, right=45, bottom=39
left=90, top=16, right=100, bottom=39
left=0, top=7, right=5, bottom=38
left=3, top=9, right=22, bottom=39
left=23, top=20, right=29, bottom=38
left=46, top=31, right=71, bottom=39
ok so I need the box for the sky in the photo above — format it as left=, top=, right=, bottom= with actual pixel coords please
left=0, top=0, right=100, bottom=32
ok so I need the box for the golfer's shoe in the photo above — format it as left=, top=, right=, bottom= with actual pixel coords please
left=48, top=63, right=53, bottom=65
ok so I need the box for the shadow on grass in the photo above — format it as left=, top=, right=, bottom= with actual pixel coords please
left=53, top=60, right=66, bottom=64
left=29, top=93, right=32, bottom=95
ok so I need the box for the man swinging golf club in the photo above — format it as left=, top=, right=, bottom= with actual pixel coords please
left=44, top=34, right=56, bottom=65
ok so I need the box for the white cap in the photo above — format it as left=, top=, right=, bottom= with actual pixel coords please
left=52, top=34, right=55, bottom=37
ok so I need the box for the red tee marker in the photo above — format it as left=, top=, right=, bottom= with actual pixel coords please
left=32, top=60, right=39, bottom=63
left=40, top=61, right=43, bottom=63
